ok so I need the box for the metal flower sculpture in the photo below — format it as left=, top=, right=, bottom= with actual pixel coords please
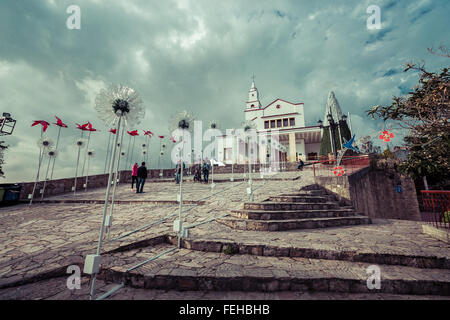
left=32, top=120, right=50, bottom=133
left=94, top=84, right=144, bottom=128
left=29, top=137, right=55, bottom=205
left=49, top=116, right=68, bottom=179
left=87, top=84, right=145, bottom=300
left=209, top=120, right=219, bottom=130
left=40, top=149, right=59, bottom=201
left=73, top=138, right=87, bottom=196
left=169, top=110, right=196, bottom=249
left=37, top=137, right=54, bottom=150
left=84, top=150, right=95, bottom=192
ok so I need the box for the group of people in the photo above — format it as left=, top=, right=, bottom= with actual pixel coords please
left=131, top=162, right=148, bottom=193
left=176, top=160, right=211, bottom=184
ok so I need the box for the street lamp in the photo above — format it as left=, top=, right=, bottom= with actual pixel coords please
left=0, top=113, right=16, bottom=136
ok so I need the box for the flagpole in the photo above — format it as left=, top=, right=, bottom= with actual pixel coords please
left=50, top=126, right=62, bottom=180
left=30, top=131, right=44, bottom=206
left=81, top=131, right=92, bottom=177
left=106, top=123, right=125, bottom=240
left=40, top=153, right=52, bottom=201
left=74, top=131, right=84, bottom=196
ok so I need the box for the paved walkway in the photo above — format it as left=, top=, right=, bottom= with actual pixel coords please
left=0, top=170, right=449, bottom=299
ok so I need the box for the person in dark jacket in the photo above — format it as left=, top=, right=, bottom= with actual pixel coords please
left=136, top=162, right=148, bottom=194
left=202, top=160, right=210, bottom=183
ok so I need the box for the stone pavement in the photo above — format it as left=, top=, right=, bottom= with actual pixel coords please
left=0, top=170, right=449, bottom=299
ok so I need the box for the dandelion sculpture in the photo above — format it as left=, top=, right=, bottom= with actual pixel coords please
left=85, top=84, right=144, bottom=300
left=50, top=116, right=68, bottom=180
left=158, top=136, right=165, bottom=177
left=30, top=136, right=54, bottom=205
left=208, top=120, right=220, bottom=190
left=170, top=110, right=195, bottom=248
left=242, top=120, right=257, bottom=202
left=84, top=150, right=95, bottom=192
left=41, top=149, right=58, bottom=200
left=73, top=138, right=87, bottom=195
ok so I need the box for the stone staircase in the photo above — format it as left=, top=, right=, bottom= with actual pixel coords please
left=217, top=184, right=371, bottom=231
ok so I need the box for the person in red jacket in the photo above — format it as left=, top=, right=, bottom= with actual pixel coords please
left=131, top=163, right=139, bottom=191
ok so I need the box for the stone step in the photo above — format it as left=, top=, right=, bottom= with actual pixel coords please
left=99, top=245, right=450, bottom=296
left=243, top=202, right=340, bottom=211
left=268, top=195, right=327, bottom=203
left=216, top=216, right=371, bottom=231
left=166, top=236, right=450, bottom=270
left=301, top=184, right=324, bottom=191
left=230, top=208, right=358, bottom=220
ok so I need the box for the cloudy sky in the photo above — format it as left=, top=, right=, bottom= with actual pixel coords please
left=1, top=0, right=449, bottom=183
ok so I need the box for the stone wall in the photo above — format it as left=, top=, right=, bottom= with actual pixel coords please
left=315, top=167, right=421, bottom=221
left=15, top=162, right=307, bottom=200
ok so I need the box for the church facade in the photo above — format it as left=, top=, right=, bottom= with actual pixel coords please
left=216, top=80, right=324, bottom=164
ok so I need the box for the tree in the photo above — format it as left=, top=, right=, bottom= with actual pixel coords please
left=367, top=47, right=450, bottom=186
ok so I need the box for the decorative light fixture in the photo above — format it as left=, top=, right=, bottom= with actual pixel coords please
left=170, top=110, right=195, bottom=249
left=84, top=150, right=95, bottom=192
left=40, top=149, right=58, bottom=201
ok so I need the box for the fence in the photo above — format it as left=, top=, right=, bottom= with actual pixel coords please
left=421, top=191, right=450, bottom=229
left=311, top=155, right=370, bottom=178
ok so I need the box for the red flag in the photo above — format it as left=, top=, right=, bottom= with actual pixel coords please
left=54, top=116, right=68, bottom=128
left=31, top=120, right=50, bottom=132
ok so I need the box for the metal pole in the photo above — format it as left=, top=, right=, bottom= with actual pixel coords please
left=73, top=132, right=84, bottom=196
left=30, top=131, right=44, bottom=205
left=81, top=131, right=92, bottom=177
left=130, top=136, right=136, bottom=168
left=158, top=139, right=162, bottom=178
left=104, top=133, right=112, bottom=174
left=40, top=154, right=52, bottom=200
left=85, top=156, right=91, bottom=192
left=248, top=137, right=253, bottom=202
left=178, top=144, right=184, bottom=248
left=106, top=124, right=126, bottom=240
left=50, top=126, right=62, bottom=180
left=89, top=115, right=122, bottom=300
left=125, top=135, right=132, bottom=169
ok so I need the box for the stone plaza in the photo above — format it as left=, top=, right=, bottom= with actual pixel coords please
left=0, top=170, right=449, bottom=300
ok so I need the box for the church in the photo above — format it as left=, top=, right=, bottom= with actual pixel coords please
left=215, top=80, right=350, bottom=164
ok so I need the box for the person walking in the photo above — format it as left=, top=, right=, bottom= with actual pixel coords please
left=297, top=158, right=304, bottom=171
left=202, top=160, right=210, bottom=184
left=175, top=160, right=185, bottom=184
left=131, top=163, right=139, bottom=191
left=136, top=162, right=148, bottom=194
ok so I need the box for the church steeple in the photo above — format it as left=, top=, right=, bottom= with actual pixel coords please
left=323, top=91, right=343, bottom=126
left=246, top=76, right=261, bottom=109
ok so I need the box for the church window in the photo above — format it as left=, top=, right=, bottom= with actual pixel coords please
left=283, top=118, right=288, bottom=126
left=251, top=104, right=254, bottom=108
left=277, top=119, right=282, bottom=127
left=264, top=121, right=269, bottom=129
left=270, top=120, right=275, bottom=128
left=289, top=118, right=295, bottom=126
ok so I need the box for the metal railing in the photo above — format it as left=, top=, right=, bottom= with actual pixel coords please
left=421, top=191, right=450, bottom=229
left=311, top=155, right=370, bottom=178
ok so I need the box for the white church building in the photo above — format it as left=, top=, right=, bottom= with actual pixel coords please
left=216, top=80, right=323, bottom=164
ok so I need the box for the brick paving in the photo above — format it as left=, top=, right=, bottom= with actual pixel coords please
left=0, top=170, right=449, bottom=299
